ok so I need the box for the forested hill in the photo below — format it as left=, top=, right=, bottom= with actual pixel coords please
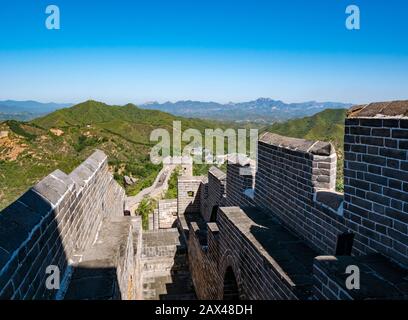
left=0, top=100, right=229, bottom=210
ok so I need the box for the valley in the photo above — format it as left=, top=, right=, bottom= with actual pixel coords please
left=0, top=100, right=347, bottom=210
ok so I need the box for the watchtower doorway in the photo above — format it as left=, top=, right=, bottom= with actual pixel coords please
left=210, top=205, right=219, bottom=222
left=223, top=266, right=240, bottom=300
left=335, top=232, right=355, bottom=256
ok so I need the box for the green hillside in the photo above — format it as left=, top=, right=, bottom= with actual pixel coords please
left=32, top=100, right=226, bottom=136
left=0, top=100, right=230, bottom=210
left=266, top=109, right=347, bottom=191
left=0, top=103, right=348, bottom=210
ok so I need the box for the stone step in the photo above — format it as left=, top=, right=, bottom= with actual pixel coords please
left=142, top=290, right=157, bottom=300
left=142, top=263, right=173, bottom=274
left=140, top=227, right=195, bottom=300
left=142, top=270, right=191, bottom=282
left=146, top=271, right=193, bottom=281
left=141, top=254, right=188, bottom=266
left=142, top=281, right=196, bottom=300
left=142, top=272, right=193, bottom=286
left=143, top=228, right=180, bottom=234
left=143, top=274, right=172, bottom=284
left=142, top=274, right=196, bottom=300
left=141, top=265, right=196, bottom=300
left=142, top=229, right=182, bottom=247
left=141, top=245, right=185, bottom=258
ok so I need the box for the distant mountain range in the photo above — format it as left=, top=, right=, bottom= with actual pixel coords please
left=0, top=99, right=350, bottom=209
left=0, top=98, right=353, bottom=123
left=0, top=100, right=73, bottom=121
left=140, top=98, right=353, bottom=123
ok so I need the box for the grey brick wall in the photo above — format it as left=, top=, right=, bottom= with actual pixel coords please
left=225, top=161, right=256, bottom=208
left=313, top=256, right=353, bottom=300
left=200, top=167, right=227, bottom=221
left=187, top=222, right=221, bottom=299
left=254, top=134, right=345, bottom=255
left=185, top=105, right=408, bottom=300
left=177, top=176, right=204, bottom=214
left=0, top=150, right=126, bottom=300
left=158, top=199, right=178, bottom=229
left=312, top=253, right=408, bottom=300
left=344, top=118, right=408, bottom=266
left=188, top=207, right=303, bottom=300
left=200, top=177, right=209, bottom=221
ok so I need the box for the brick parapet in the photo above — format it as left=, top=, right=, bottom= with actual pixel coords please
left=344, top=117, right=408, bottom=266
left=0, top=150, right=126, bottom=300
left=254, top=137, right=344, bottom=255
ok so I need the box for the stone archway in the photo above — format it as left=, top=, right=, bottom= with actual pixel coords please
left=223, top=266, right=240, bottom=300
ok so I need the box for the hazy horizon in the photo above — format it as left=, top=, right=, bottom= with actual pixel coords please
left=0, top=97, right=356, bottom=106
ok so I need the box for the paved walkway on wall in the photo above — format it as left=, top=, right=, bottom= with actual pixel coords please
left=223, top=207, right=318, bottom=299
left=141, top=228, right=196, bottom=300
left=126, top=163, right=177, bottom=214
left=63, top=216, right=140, bottom=300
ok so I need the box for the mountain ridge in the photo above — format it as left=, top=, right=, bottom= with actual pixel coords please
left=0, top=98, right=353, bottom=123
left=0, top=100, right=231, bottom=210
left=140, top=98, right=352, bottom=122
left=0, top=100, right=73, bottom=121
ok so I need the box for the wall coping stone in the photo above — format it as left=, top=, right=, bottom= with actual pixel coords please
left=207, top=222, right=219, bottom=234
left=69, top=149, right=107, bottom=191
left=259, top=132, right=334, bottom=156
left=225, top=153, right=254, bottom=167
left=208, top=166, right=226, bottom=181
left=348, top=100, right=408, bottom=118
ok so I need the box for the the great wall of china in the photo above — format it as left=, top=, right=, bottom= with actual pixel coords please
left=1, top=101, right=408, bottom=300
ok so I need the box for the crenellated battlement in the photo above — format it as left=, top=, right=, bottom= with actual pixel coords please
left=181, top=101, right=408, bottom=300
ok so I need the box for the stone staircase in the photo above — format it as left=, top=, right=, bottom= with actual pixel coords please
left=141, top=228, right=196, bottom=300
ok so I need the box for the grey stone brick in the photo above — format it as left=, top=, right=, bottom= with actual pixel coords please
left=380, top=148, right=407, bottom=160
left=392, top=129, right=408, bottom=139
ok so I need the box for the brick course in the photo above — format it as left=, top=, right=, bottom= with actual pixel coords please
left=344, top=117, right=408, bottom=266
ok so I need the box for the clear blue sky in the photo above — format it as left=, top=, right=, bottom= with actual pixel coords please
left=0, top=0, right=407, bottom=104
